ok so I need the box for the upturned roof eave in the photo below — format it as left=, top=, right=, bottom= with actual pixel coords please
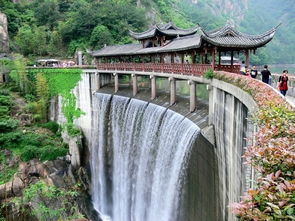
left=129, top=24, right=200, bottom=40
left=201, top=35, right=275, bottom=49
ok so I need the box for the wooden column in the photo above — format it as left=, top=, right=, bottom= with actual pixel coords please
left=181, top=54, right=184, bottom=64
left=230, top=51, right=234, bottom=65
left=169, top=77, right=176, bottom=105
left=150, top=75, right=157, bottom=100
left=171, top=53, right=175, bottom=63
left=132, top=74, right=138, bottom=96
left=189, top=80, right=196, bottom=112
left=160, top=54, right=164, bottom=63
left=192, top=52, right=196, bottom=64
left=113, top=73, right=119, bottom=93
left=218, top=51, right=221, bottom=65
left=245, top=49, right=250, bottom=67
left=200, top=52, right=205, bottom=64
left=211, top=49, right=216, bottom=69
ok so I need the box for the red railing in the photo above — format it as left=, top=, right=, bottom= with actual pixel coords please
left=214, top=65, right=240, bottom=74
left=96, top=63, right=213, bottom=76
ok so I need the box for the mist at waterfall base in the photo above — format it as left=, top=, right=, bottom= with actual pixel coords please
left=89, top=93, right=213, bottom=221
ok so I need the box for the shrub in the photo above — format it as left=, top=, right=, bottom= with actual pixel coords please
left=39, top=145, right=68, bottom=161
left=204, top=69, right=214, bottom=79
left=66, top=123, right=81, bottom=137
left=0, top=95, right=12, bottom=107
left=0, top=89, right=10, bottom=96
left=20, top=181, right=83, bottom=221
left=0, top=118, right=19, bottom=132
left=25, top=94, right=36, bottom=102
left=0, top=165, right=17, bottom=185
left=19, top=145, right=40, bottom=161
left=20, top=133, right=48, bottom=146
left=0, top=131, right=22, bottom=148
left=39, top=121, right=60, bottom=134
left=0, top=106, right=9, bottom=117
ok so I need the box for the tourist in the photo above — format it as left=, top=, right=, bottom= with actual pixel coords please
left=250, top=65, right=258, bottom=78
left=278, top=70, right=289, bottom=96
left=261, top=65, right=271, bottom=84
left=246, top=69, right=251, bottom=77
left=240, top=61, right=246, bottom=75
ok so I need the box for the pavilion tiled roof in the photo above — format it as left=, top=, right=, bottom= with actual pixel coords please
left=92, top=44, right=143, bottom=56
left=201, top=23, right=279, bottom=48
left=129, top=22, right=200, bottom=40
left=92, top=35, right=202, bottom=57
left=92, top=23, right=279, bottom=57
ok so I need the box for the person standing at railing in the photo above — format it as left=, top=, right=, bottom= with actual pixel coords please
left=240, top=61, right=246, bottom=75
left=246, top=69, right=252, bottom=78
left=250, top=65, right=258, bottom=78
left=261, top=65, right=271, bottom=84
left=277, top=70, right=289, bottom=96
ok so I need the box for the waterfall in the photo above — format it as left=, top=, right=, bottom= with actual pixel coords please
left=90, top=93, right=201, bottom=221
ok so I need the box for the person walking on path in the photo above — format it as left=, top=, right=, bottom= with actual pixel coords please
left=261, top=65, right=271, bottom=84
left=278, top=70, right=289, bottom=96
left=250, top=65, right=258, bottom=78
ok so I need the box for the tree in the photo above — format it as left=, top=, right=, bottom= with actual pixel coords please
left=14, top=25, right=48, bottom=56
left=90, top=25, right=113, bottom=49
left=36, top=73, right=49, bottom=122
left=33, top=0, right=61, bottom=29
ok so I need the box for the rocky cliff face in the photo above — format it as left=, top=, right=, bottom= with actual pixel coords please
left=188, top=0, right=249, bottom=23
left=0, top=12, right=8, bottom=52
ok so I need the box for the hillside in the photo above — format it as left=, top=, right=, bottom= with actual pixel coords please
left=0, top=0, right=294, bottom=64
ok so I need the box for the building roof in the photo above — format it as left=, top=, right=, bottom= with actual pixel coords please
left=92, top=35, right=202, bottom=57
left=201, top=23, right=280, bottom=48
left=92, top=23, right=279, bottom=57
left=129, top=22, right=200, bottom=40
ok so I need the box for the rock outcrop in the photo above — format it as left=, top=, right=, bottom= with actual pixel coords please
left=0, top=12, right=8, bottom=52
left=0, top=158, right=70, bottom=200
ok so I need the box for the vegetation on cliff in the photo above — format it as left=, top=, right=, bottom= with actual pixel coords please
left=0, top=60, right=86, bottom=220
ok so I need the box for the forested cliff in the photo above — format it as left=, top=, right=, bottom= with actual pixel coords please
left=0, top=0, right=294, bottom=64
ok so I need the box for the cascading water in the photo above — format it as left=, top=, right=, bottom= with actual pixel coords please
left=90, top=93, right=201, bottom=221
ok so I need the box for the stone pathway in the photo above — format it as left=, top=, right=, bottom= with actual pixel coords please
left=286, top=95, right=295, bottom=106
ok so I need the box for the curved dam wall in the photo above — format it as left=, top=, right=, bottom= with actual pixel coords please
left=49, top=73, right=219, bottom=221
left=209, top=79, right=257, bottom=221
left=49, top=73, right=257, bottom=221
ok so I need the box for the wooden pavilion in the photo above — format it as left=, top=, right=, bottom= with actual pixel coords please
left=92, top=22, right=278, bottom=75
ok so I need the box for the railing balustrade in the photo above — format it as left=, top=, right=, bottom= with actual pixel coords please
left=96, top=63, right=217, bottom=76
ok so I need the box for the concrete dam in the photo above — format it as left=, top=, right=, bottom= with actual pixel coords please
left=49, top=71, right=256, bottom=221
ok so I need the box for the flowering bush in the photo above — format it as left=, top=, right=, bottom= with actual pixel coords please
left=215, top=72, right=295, bottom=220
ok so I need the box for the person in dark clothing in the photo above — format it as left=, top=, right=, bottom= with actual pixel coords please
left=278, top=70, right=289, bottom=96
left=250, top=65, right=258, bottom=78
left=261, top=65, right=271, bottom=84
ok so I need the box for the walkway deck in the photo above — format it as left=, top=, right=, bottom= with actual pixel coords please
left=286, top=95, right=295, bottom=106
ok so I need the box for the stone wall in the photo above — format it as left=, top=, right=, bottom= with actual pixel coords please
left=0, top=12, right=8, bottom=52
